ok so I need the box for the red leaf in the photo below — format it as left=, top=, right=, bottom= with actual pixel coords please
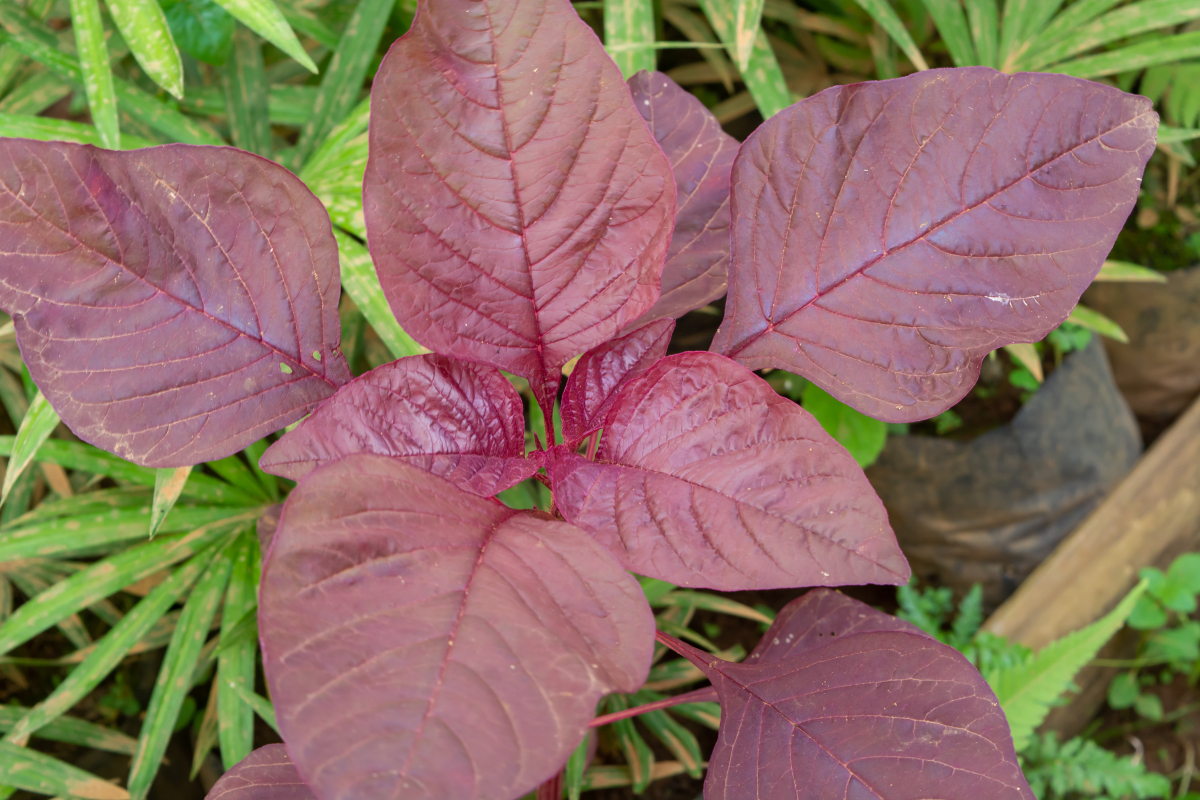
left=549, top=352, right=908, bottom=590
left=712, top=68, right=1157, bottom=422
left=259, top=354, right=538, bottom=496
left=625, top=71, right=738, bottom=328
left=204, top=745, right=316, bottom=800
left=260, top=456, right=654, bottom=800
left=364, top=0, right=676, bottom=408
left=560, top=319, right=673, bottom=444
left=0, top=141, right=350, bottom=467
left=661, top=603, right=1032, bottom=800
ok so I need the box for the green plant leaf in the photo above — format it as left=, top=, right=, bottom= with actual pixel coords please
left=562, top=733, right=589, bottom=800
left=848, top=0, right=928, bottom=70
left=1054, top=29, right=1200, bottom=79
left=604, top=694, right=655, bottom=793
left=150, top=466, right=193, bottom=538
left=206, top=453, right=267, bottom=501
left=127, top=538, right=236, bottom=800
left=963, top=0, right=998, bottom=68
left=70, top=0, right=118, bottom=148
left=2, top=547, right=217, bottom=746
left=1095, top=259, right=1168, bottom=282
left=107, top=0, right=184, bottom=98
left=288, top=0, right=393, bottom=170
left=1107, top=670, right=1139, bottom=709
left=1127, top=594, right=1168, bottom=630
left=1003, top=343, right=1043, bottom=383
left=1143, top=622, right=1200, bottom=664
left=996, top=0, right=1063, bottom=72
left=241, top=438, right=278, bottom=501
left=222, top=25, right=270, bottom=155
left=631, top=692, right=704, bottom=778
left=990, top=579, right=1147, bottom=752
left=604, top=0, right=655, bottom=77
left=1, top=391, right=59, bottom=509
left=1021, top=0, right=1200, bottom=72
left=1134, top=691, right=1164, bottom=720
left=191, top=682, right=220, bottom=779
left=332, top=228, right=426, bottom=358
left=800, top=382, right=887, bottom=468
left=1066, top=304, right=1129, bottom=343
left=697, top=0, right=790, bottom=118
left=276, top=3, right=339, bottom=49
left=0, top=706, right=137, bottom=754
left=161, top=0, right=236, bottom=65
left=0, top=740, right=128, bottom=799
left=0, top=112, right=152, bottom=148
left=217, top=530, right=257, bottom=768
left=950, top=584, right=984, bottom=648
left=1168, top=553, right=1200, bottom=593
left=919, top=0, right=975, bottom=66
left=660, top=4, right=735, bottom=91
left=219, top=673, right=278, bottom=732
left=210, top=0, right=314, bottom=72
left=1032, top=0, right=1122, bottom=51
left=651, top=590, right=774, bottom=625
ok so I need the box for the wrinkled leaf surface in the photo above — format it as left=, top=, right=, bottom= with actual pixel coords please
left=549, top=352, right=908, bottom=590
left=0, top=141, right=350, bottom=467
left=260, top=354, right=538, bottom=495
left=363, top=0, right=676, bottom=406
left=260, top=456, right=655, bottom=800
left=627, top=71, right=738, bottom=327
left=204, top=744, right=315, bottom=799
left=712, top=68, right=1157, bottom=422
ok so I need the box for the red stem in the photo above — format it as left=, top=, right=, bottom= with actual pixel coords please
left=585, top=431, right=599, bottom=461
left=587, top=686, right=718, bottom=728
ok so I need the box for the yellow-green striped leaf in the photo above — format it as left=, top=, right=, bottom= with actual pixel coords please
left=107, top=0, right=184, bottom=99
left=149, top=466, right=192, bottom=538
left=69, top=0, right=118, bottom=147
left=0, top=741, right=127, bottom=799
left=210, top=0, right=316, bottom=73
left=1, top=391, right=58, bottom=509
left=1052, top=30, right=1200, bottom=79
left=0, top=112, right=154, bottom=148
left=604, top=0, right=655, bottom=77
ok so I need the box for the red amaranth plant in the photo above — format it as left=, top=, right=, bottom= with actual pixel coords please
left=0, top=0, right=1157, bottom=795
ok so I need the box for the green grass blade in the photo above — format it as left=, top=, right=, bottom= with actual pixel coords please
left=996, top=0, right=1063, bottom=72
left=1096, top=260, right=1168, bottom=282
left=3, top=548, right=216, bottom=746
left=1022, top=0, right=1200, bottom=72
left=0, top=741, right=128, bottom=799
left=919, top=0, right=975, bottom=66
left=990, top=580, right=1146, bottom=752
left=0, top=69, right=71, bottom=116
left=0, top=524, right=232, bottom=656
left=288, top=0, right=394, bottom=170
left=631, top=703, right=704, bottom=778
left=1, top=391, right=58, bottom=509
left=276, top=4, right=339, bottom=49
left=222, top=26, right=270, bottom=156
left=191, top=682, right=220, bottom=779
left=0, top=0, right=51, bottom=96
left=698, top=0, right=790, bottom=117
left=127, top=539, right=234, bottom=800
left=1032, top=0, right=1123, bottom=53
left=70, top=0, right=118, bottom=148
left=963, top=0, right=997, bottom=68
left=333, top=228, right=427, bottom=358
left=210, top=0, right=316, bottom=73
left=150, top=466, right=192, bottom=538
left=847, top=0, right=928, bottom=71
left=1051, top=29, right=1200, bottom=79
left=563, top=733, right=589, bottom=800
left=0, top=112, right=155, bottom=148
left=217, top=530, right=256, bottom=768
left=220, top=673, right=277, bottom=733
left=661, top=4, right=735, bottom=92
left=205, top=454, right=267, bottom=501
left=651, top=591, right=774, bottom=625
left=1, top=487, right=149, bottom=530
left=605, top=0, right=655, bottom=77
left=5, top=571, right=92, bottom=649
left=604, top=695, right=654, bottom=793
left=107, top=0, right=183, bottom=98
left=1067, top=304, right=1129, bottom=343
left=0, top=707, right=138, bottom=754
left=731, top=0, right=766, bottom=73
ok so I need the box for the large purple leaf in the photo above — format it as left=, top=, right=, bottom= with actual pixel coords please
left=748, top=588, right=924, bottom=666
left=711, top=68, right=1157, bottom=422
left=0, top=140, right=350, bottom=467
left=205, top=745, right=315, bottom=800
left=259, top=354, right=538, bottom=496
left=260, top=455, right=655, bottom=800
left=663, top=625, right=1032, bottom=800
left=625, top=71, right=738, bottom=328
left=560, top=319, right=673, bottom=444
left=548, top=352, right=908, bottom=591
left=363, top=0, right=676, bottom=408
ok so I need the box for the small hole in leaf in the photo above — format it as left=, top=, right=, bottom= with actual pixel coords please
left=280, top=363, right=293, bottom=374
left=313, top=350, right=322, bottom=361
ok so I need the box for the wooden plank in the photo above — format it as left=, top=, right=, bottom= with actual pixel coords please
left=983, top=393, right=1200, bottom=736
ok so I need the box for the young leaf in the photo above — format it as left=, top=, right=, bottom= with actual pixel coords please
left=799, top=383, right=887, bottom=468
left=0, top=141, right=352, bottom=467
left=660, top=619, right=1030, bottom=799
left=208, top=0, right=316, bottom=73
left=107, top=0, right=184, bottom=98
left=259, top=456, right=655, bottom=800
left=260, top=354, right=538, bottom=495
left=70, top=0, right=119, bottom=148
left=605, top=0, right=655, bottom=77
left=0, top=707, right=138, bottom=754
left=626, top=71, right=738, bottom=327
left=550, top=352, right=908, bottom=591
left=206, top=745, right=316, bottom=799
left=0, top=390, right=58, bottom=508
left=0, top=741, right=128, bottom=799
left=990, top=580, right=1147, bottom=752
left=711, top=68, right=1157, bottom=423
left=560, top=319, right=673, bottom=444
left=150, top=466, right=192, bottom=538
left=1066, top=304, right=1129, bottom=343
left=363, top=0, right=676, bottom=409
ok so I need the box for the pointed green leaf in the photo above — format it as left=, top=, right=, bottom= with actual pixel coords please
left=698, top=0, right=790, bottom=117
left=210, top=0, right=316, bottom=72
left=1021, top=0, right=1200, bottom=72
left=650, top=591, right=774, bottom=625
left=1158, top=123, right=1200, bottom=144
left=1032, top=0, right=1121, bottom=50
left=604, top=0, right=655, bottom=76
left=0, top=741, right=128, bottom=799
left=70, top=0, right=118, bottom=147
left=1052, top=30, right=1200, bottom=79
left=217, top=531, right=256, bottom=768
left=1067, top=304, right=1129, bottom=343
left=191, top=682, right=220, bottom=779
left=333, top=228, right=426, bottom=358
left=107, top=0, right=184, bottom=98
left=0, top=112, right=154, bottom=148
left=963, top=0, right=997, bottom=67
left=563, top=733, right=589, bottom=800
left=848, top=0, right=928, bottom=70
left=1, top=391, right=58, bottom=509
left=732, top=0, right=765, bottom=73
left=997, top=0, right=1063, bottom=72
left=661, top=4, right=735, bottom=91
left=0, top=706, right=138, bottom=755
left=150, top=466, right=193, bottom=538
left=605, top=695, right=654, bottom=793
left=1096, top=260, right=1168, bottom=282
left=219, top=673, right=277, bottom=733
left=222, top=25, right=270, bottom=156
left=919, top=0, right=975, bottom=66
left=630, top=694, right=704, bottom=778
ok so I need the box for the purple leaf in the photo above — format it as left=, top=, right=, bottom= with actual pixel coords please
left=548, top=352, right=908, bottom=591
left=205, top=745, right=316, bottom=800
left=662, top=625, right=1032, bottom=800
left=748, top=588, right=925, bottom=666
left=560, top=319, right=673, bottom=444
left=362, top=0, right=676, bottom=408
left=625, top=71, right=738, bottom=328
left=257, top=504, right=283, bottom=560
left=0, top=141, right=351, bottom=467
left=260, top=455, right=655, bottom=800
left=259, top=354, right=538, bottom=496
left=711, top=68, right=1157, bottom=423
